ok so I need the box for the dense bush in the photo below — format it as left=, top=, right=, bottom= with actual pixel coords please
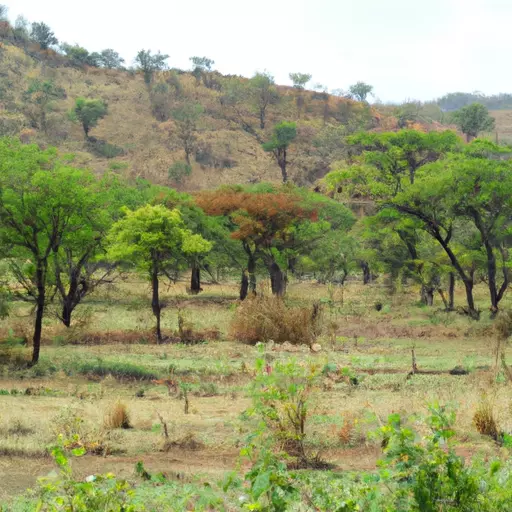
left=230, top=296, right=321, bottom=346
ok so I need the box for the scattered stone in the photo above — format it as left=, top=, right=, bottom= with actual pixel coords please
left=310, top=343, right=322, bottom=353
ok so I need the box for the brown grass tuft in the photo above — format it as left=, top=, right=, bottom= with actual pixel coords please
left=473, top=397, right=499, bottom=441
left=230, top=296, right=320, bottom=346
left=104, top=401, right=132, bottom=430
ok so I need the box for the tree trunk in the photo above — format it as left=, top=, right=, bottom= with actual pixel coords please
left=31, top=263, right=46, bottom=365
left=448, top=273, right=455, bottom=310
left=243, top=243, right=257, bottom=295
left=269, top=261, right=286, bottom=297
left=361, top=261, right=371, bottom=285
left=277, top=148, right=288, bottom=183
left=61, top=299, right=73, bottom=328
left=240, top=270, right=249, bottom=301
left=151, top=260, right=162, bottom=343
left=259, top=107, right=265, bottom=129
left=421, top=285, right=434, bottom=306
left=190, top=261, right=202, bottom=294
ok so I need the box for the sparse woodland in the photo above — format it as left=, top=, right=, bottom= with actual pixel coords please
left=1, top=5, right=512, bottom=511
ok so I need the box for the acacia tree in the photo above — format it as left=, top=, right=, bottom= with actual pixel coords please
left=389, top=147, right=511, bottom=317
left=171, top=102, right=204, bottom=165
left=289, top=73, right=311, bottom=90
left=52, top=173, right=153, bottom=327
left=452, top=103, right=495, bottom=141
left=249, top=72, right=280, bottom=129
left=196, top=186, right=319, bottom=297
left=30, top=22, right=58, bottom=49
left=189, top=56, right=215, bottom=88
left=22, top=79, right=66, bottom=133
left=263, top=122, right=297, bottom=183
left=70, top=97, right=108, bottom=139
left=107, top=205, right=211, bottom=342
left=348, top=82, right=374, bottom=102
left=0, top=139, right=101, bottom=364
left=325, top=129, right=459, bottom=301
left=98, top=49, right=125, bottom=69
left=135, top=50, right=169, bottom=85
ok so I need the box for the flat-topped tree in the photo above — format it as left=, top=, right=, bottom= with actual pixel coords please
left=348, top=82, right=374, bottom=102
left=262, top=122, right=297, bottom=183
left=196, top=185, right=321, bottom=297
left=107, top=205, right=211, bottom=342
left=135, top=50, right=169, bottom=85
left=70, top=97, right=108, bottom=139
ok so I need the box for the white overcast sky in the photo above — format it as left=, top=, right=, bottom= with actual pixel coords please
left=7, top=0, right=512, bottom=102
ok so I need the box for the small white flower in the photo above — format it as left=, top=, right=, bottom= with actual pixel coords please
left=85, top=475, right=96, bottom=483
left=238, top=494, right=249, bottom=503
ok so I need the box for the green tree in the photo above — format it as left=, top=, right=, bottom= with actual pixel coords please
left=289, top=72, right=311, bottom=90
left=22, top=79, right=66, bottom=133
left=13, top=16, right=30, bottom=44
left=0, top=4, right=7, bottom=21
left=348, top=81, right=374, bottom=102
left=107, top=205, right=211, bottom=341
left=30, top=22, right=58, bottom=50
left=262, top=121, right=297, bottom=183
left=70, top=97, right=108, bottom=139
left=249, top=71, right=279, bottom=129
left=60, top=43, right=99, bottom=67
left=189, top=56, right=216, bottom=88
left=52, top=173, right=152, bottom=328
left=0, top=139, right=101, bottom=363
left=452, top=103, right=495, bottom=141
left=98, top=49, right=125, bottom=69
left=171, top=102, right=204, bottom=165
left=135, top=50, right=169, bottom=85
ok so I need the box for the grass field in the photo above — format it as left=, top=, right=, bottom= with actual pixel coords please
left=0, top=276, right=511, bottom=506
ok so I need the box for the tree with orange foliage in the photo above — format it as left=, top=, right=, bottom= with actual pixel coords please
left=196, top=186, right=317, bottom=297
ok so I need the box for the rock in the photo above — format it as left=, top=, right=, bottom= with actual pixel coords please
left=449, top=365, right=469, bottom=375
left=310, top=343, right=322, bottom=353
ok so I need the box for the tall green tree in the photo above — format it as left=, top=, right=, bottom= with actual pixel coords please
left=0, top=139, right=100, bottom=363
left=30, top=22, right=58, bottom=49
left=135, top=50, right=169, bottom=85
left=98, top=49, right=125, bottom=69
left=107, top=205, right=211, bottom=342
left=262, top=122, right=297, bottom=183
left=452, top=103, right=495, bottom=141
left=348, top=82, right=374, bottom=102
left=289, top=73, right=311, bottom=90
left=249, top=72, right=280, bottom=129
left=70, top=97, right=108, bottom=139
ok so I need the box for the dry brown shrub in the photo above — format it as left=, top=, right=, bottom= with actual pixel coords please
left=230, top=296, right=320, bottom=346
left=163, top=432, right=204, bottom=452
left=104, top=401, right=132, bottom=430
left=473, top=397, right=499, bottom=441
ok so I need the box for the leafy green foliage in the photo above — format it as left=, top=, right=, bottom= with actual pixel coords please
left=348, top=81, right=374, bottom=102
left=97, top=49, right=125, bottom=69
left=452, top=103, right=496, bottom=140
left=22, top=79, right=66, bottom=133
left=135, top=50, right=169, bottom=85
left=168, top=161, right=192, bottom=183
left=289, top=72, right=311, bottom=90
left=30, top=21, right=58, bottom=49
left=70, top=97, right=108, bottom=138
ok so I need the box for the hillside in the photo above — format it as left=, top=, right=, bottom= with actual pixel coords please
left=0, top=42, right=390, bottom=190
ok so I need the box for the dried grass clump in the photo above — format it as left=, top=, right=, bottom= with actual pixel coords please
left=473, top=397, right=499, bottom=441
left=230, top=296, right=320, bottom=346
left=104, top=401, right=132, bottom=430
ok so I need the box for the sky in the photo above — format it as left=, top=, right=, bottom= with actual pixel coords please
left=7, top=0, right=512, bottom=103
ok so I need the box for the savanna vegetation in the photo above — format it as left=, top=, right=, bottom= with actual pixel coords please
left=0, top=4, right=512, bottom=511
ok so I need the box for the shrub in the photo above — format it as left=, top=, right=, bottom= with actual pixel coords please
left=88, top=139, right=124, bottom=158
left=75, top=360, right=158, bottom=381
left=230, top=296, right=320, bottom=346
left=168, top=161, right=192, bottom=183
left=473, top=397, right=499, bottom=441
left=104, top=402, right=131, bottom=430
